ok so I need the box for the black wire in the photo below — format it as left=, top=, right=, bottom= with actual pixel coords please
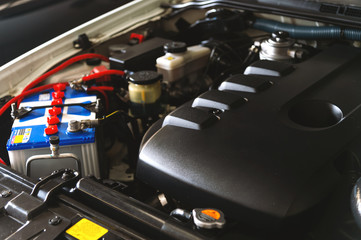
left=101, top=110, right=140, bottom=170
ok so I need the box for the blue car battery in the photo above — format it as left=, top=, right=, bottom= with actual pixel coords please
left=6, top=84, right=100, bottom=178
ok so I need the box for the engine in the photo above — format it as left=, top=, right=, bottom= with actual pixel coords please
left=138, top=43, right=361, bottom=228
left=2, top=5, right=361, bottom=240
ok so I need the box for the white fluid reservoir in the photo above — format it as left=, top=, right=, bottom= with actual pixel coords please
left=156, top=42, right=210, bottom=83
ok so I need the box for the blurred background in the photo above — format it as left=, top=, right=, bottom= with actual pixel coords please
left=0, top=0, right=131, bottom=66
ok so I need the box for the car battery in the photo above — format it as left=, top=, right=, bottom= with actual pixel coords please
left=6, top=84, right=101, bottom=178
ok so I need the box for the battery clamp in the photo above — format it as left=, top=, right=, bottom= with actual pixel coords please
left=11, top=101, right=101, bottom=119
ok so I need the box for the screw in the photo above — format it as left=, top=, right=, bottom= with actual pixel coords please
left=1, top=189, right=12, bottom=198
left=62, top=170, right=75, bottom=180
left=212, top=109, right=223, bottom=115
left=10, top=103, right=16, bottom=119
left=95, top=99, right=101, bottom=112
left=48, top=216, right=62, bottom=225
left=272, top=31, right=289, bottom=42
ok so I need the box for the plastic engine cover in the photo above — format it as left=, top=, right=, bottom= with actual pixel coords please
left=136, top=45, right=361, bottom=227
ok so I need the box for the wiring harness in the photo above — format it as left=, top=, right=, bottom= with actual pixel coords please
left=0, top=53, right=125, bottom=116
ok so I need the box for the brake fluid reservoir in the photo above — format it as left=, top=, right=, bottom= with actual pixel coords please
left=128, top=71, right=162, bottom=117
left=156, top=42, right=210, bottom=83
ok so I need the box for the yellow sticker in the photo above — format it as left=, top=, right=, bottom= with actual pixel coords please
left=14, top=135, right=24, bottom=144
left=66, top=218, right=108, bottom=240
left=166, top=56, right=174, bottom=60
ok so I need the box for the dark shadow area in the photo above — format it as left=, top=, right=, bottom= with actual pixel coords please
left=0, top=0, right=131, bottom=66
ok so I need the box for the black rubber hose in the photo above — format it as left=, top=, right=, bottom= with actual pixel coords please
left=253, top=18, right=361, bottom=41
left=345, top=28, right=361, bottom=41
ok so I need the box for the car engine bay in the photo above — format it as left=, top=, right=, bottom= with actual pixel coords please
left=1, top=0, right=361, bottom=239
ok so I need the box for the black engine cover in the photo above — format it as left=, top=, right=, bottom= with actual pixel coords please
left=136, top=45, right=361, bottom=227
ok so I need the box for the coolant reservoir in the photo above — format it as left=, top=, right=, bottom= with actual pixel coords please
left=128, top=71, right=162, bottom=117
left=156, top=42, right=210, bottom=83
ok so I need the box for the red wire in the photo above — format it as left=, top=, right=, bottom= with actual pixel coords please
left=87, top=86, right=114, bottom=91
left=0, top=83, right=68, bottom=116
left=88, top=88, right=108, bottom=111
left=82, top=70, right=124, bottom=82
left=22, top=53, right=109, bottom=93
left=2, top=54, right=119, bottom=116
left=82, top=72, right=120, bottom=112
left=17, top=53, right=109, bottom=106
left=87, top=86, right=114, bottom=112
left=0, top=83, right=115, bottom=116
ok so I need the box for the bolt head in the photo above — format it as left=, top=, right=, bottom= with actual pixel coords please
left=62, top=170, right=75, bottom=180
left=272, top=31, right=289, bottom=42
left=48, top=216, right=62, bottom=225
left=1, top=189, right=12, bottom=198
left=49, top=136, right=60, bottom=145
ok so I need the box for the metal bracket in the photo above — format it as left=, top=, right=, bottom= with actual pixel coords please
left=12, top=101, right=101, bottom=119
left=30, top=168, right=79, bottom=202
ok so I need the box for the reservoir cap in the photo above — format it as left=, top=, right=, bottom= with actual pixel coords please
left=129, top=71, right=162, bottom=85
left=164, top=42, right=187, bottom=53
left=192, top=208, right=226, bottom=229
